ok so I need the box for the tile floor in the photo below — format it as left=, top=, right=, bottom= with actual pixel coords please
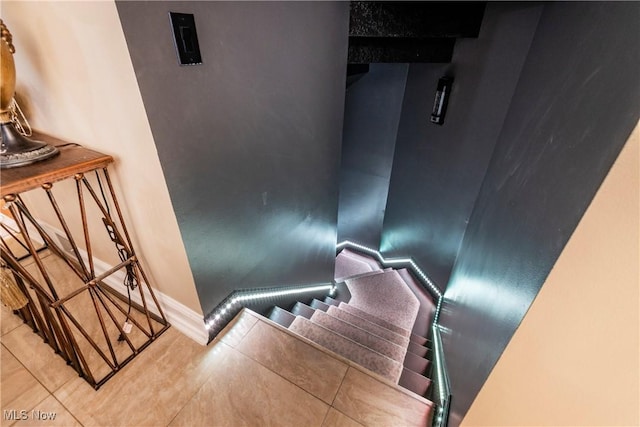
left=1, top=253, right=432, bottom=427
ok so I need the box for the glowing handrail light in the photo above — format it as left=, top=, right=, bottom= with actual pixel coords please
left=431, top=323, right=452, bottom=427
left=205, top=283, right=335, bottom=331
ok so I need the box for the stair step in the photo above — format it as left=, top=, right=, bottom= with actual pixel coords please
left=336, top=268, right=392, bottom=283
left=310, top=299, right=330, bottom=312
left=348, top=37, right=454, bottom=64
left=339, top=248, right=383, bottom=271
left=404, top=351, right=430, bottom=376
left=289, top=316, right=402, bottom=383
left=410, top=333, right=430, bottom=347
left=343, top=269, right=419, bottom=334
left=291, top=302, right=315, bottom=319
left=327, top=305, right=409, bottom=347
left=339, top=302, right=410, bottom=338
left=268, top=306, right=296, bottom=328
left=335, top=250, right=373, bottom=281
left=407, top=341, right=429, bottom=359
left=309, top=310, right=407, bottom=363
left=349, top=2, right=485, bottom=39
left=399, top=368, right=432, bottom=398
left=324, top=296, right=341, bottom=307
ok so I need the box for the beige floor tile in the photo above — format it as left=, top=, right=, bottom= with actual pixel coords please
left=333, top=367, right=433, bottom=427
left=10, top=395, right=82, bottom=427
left=1, top=324, right=76, bottom=393
left=218, top=309, right=258, bottom=348
left=169, top=341, right=329, bottom=427
left=0, top=345, right=51, bottom=426
left=237, top=319, right=348, bottom=404
left=54, top=327, right=216, bottom=427
left=1, top=305, right=24, bottom=337
left=322, top=408, right=363, bottom=427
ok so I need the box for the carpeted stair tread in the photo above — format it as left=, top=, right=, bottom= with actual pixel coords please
left=339, top=302, right=411, bottom=338
left=335, top=250, right=373, bottom=281
left=268, top=306, right=296, bottom=328
left=344, top=270, right=420, bottom=333
left=399, top=368, right=432, bottom=398
left=407, top=341, right=430, bottom=359
left=291, top=302, right=315, bottom=319
left=339, top=248, right=383, bottom=271
left=326, top=305, right=409, bottom=347
left=289, top=316, right=402, bottom=383
left=404, top=351, right=430, bottom=376
left=336, top=268, right=394, bottom=283
left=309, top=310, right=407, bottom=363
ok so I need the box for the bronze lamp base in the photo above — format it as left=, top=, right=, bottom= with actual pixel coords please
left=0, top=122, right=59, bottom=169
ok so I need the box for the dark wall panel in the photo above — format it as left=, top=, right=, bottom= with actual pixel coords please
left=337, top=64, right=408, bottom=248
left=441, top=3, right=640, bottom=425
left=116, top=1, right=349, bottom=315
left=381, top=4, right=543, bottom=289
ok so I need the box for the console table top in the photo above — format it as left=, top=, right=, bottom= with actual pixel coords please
left=1, top=132, right=113, bottom=197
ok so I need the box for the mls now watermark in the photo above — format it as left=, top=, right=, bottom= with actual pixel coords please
left=3, top=409, right=57, bottom=421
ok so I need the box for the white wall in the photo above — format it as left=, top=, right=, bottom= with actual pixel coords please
left=462, top=122, right=639, bottom=425
left=2, top=1, right=202, bottom=317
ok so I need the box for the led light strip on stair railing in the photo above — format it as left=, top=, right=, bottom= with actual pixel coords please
left=431, top=324, right=452, bottom=427
left=336, top=240, right=443, bottom=299
left=204, top=283, right=336, bottom=332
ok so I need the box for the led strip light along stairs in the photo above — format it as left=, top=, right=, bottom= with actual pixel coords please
left=267, top=248, right=436, bottom=404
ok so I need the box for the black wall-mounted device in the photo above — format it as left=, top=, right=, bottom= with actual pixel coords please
left=169, top=12, right=202, bottom=65
left=430, top=77, right=453, bottom=125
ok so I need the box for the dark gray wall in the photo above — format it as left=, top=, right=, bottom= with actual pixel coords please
left=116, top=1, right=349, bottom=315
left=381, top=3, right=543, bottom=290
left=337, top=64, right=408, bottom=248
left=440, top=3, right=640, bottom=425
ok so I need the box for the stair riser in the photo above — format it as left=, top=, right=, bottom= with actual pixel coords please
left=339, top=302, right=411, bottom=337
left=327, top=305, right=409, bottom=347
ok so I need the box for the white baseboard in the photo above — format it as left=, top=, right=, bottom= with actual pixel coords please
left=4, top=216, right=208, bottom=345
left=0, top=213, right=16, bottom=238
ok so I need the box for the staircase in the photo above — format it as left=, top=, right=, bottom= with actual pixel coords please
left=267, top=248, right=437, bottom=407
left=347, top=1, right=486, bottom=64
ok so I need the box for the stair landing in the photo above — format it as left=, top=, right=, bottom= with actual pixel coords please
left=222, top=308, right=434, bottom=427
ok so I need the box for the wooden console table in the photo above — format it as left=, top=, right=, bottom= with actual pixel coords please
left=0, top=133, right=169, bottom=389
